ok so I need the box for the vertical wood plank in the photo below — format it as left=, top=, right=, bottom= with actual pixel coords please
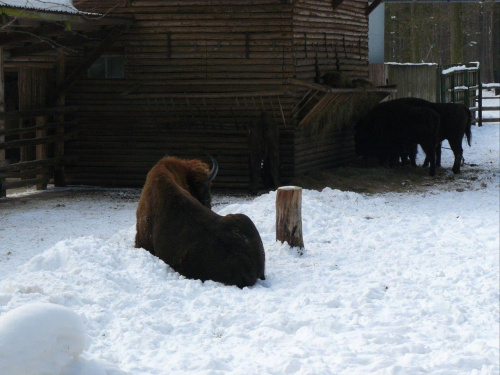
left=35, top=115, right=48, bottom=190
left=0, top=47, right=5, bottom=197
left=54, top=52, right=66, bottom=186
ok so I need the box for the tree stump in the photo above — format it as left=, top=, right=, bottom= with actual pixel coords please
left=276, top=186, right=304, bottom=250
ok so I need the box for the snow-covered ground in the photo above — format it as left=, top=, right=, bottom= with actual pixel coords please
left=0, top=91, right=499, bottom=375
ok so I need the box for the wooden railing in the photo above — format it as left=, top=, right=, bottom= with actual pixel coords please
left=0, top=106, right=78, bottom=198
left=470, top=84, right=500, bottom=125
left=440, top=63, right=486, bottom=126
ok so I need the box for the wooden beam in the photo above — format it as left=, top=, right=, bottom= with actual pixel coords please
left=0, top=24, right=65, bottom=46
left=0, top=47, right=5, bottom=197
left=0, top=119, right=76, bottom=136
left=0, top=131, right=78, bottom=150
left=53, top=27, right=126, bottom=103
left=367, top=0, right=384, bottom=15
left=54, top=51, right=66, bottom=187
left=2, top=177, right=49, bottom=190
left=7, top=29, right=110, bottom=59
left=0, top=105, right=77, bottom=120
left=35, top=115, right=47, bottom=190
left=0, top=157, right=56, bottom=173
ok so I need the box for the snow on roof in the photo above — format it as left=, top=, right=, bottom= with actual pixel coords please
left=442, top=62, right=480, bottom=75
left=385, top=62, right=438, bottom=66
left=0, top=0, right=89, bottom=15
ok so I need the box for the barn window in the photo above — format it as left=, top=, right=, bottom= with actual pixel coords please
left=88, top=55, right=124, bottom=79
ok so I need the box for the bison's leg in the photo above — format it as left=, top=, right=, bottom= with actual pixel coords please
left=448, top=138, right=464, bottom=174
left=422, top=142, right=441, bottom=168
left=399, top=144, right=417, bottom=167
left=409, top=144, right=418, bottom=168
left=386, top=146, right=400, bottom=168
left=399, top=145, right=409, bottom=166
left=423, top=145, right=439, bottom=168
left=423, top=141, right=441, bottom=168
left=421, top=142, right=436, bottom=176
left=436, top=141, right=443, bottom=168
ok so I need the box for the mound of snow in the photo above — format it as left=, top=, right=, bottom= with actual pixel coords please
left=0, top=303, right=126, bottom=375
left=0, top=303, right=86, bottom=375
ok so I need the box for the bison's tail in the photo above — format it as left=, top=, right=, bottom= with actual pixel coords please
left=465, top=107, right=473, bottom=147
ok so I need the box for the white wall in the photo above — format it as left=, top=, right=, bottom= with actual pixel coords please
left=368, top=3, right=385, bottom=64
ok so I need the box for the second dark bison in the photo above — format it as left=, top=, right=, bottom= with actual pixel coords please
left=355, top=101, right=440, bottom=176
left=135, top=156, right=266, bottom=288
left=391, top=98, right=473, bottom=174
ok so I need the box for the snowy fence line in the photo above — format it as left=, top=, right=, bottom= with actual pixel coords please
left=369, top=62, right=497, bottom=126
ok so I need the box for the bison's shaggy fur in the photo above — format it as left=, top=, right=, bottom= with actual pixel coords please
left=355, top=101, right=440, bottom=176
left=135, top=156, right=265, bottom=288
left=392, top=98, right=472, bottom=174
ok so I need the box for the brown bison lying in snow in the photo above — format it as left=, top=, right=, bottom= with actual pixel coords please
left=135, top=156, right=266, bottom=288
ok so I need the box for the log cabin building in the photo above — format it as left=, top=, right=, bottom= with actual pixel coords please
left=0, top=0, right=394, bottom=195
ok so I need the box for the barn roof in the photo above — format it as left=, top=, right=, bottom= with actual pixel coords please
left=0, top=0, right=93, bottom=15
left=0, top=0, right=132, bottom=64
left=0, top=0, right=132, bottom=30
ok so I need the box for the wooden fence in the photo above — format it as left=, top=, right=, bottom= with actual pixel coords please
left=369, top=62, right=500, bottom=126
left=0, top=106, right=77, bottom=197
left=441, top=64, right=500, bottom=126
left=369, top=63, right=439, bottom=102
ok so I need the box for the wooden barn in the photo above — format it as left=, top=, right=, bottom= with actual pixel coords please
left=0, top=0, right=394, bottom=195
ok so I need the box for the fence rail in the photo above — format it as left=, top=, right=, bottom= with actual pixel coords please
left=0, top=106, right=77, bottom=197
left=369, top=62, right=498, bottom=126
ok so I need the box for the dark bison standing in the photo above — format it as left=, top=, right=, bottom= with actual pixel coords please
left=392, top=98, right=472, bottom=174
left=355, top=101, right=440, bottom=176
left=135, top=156, right=266, bottom=288
left=248, top=111, right=280, bottom=195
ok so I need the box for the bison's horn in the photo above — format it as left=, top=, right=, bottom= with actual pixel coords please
left=207, top=155, right=219, bottom=182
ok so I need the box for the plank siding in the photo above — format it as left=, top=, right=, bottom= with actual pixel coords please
left=292, top=0, right=369, bottom=177
left=61, top=0, right=369, bottom=190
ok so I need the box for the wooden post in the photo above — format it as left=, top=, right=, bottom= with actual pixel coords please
left=477, top=70, right=483, bottom=127
left=276, top=186, right=304, bottom=251
left=35, top=115, right=47, bottom=190
left=0, top=47, right=5, bottom=197
left=54, top=52, right=66, bottom=186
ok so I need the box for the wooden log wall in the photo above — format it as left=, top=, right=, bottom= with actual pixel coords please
left=65, top=0, right=297, bottom=190
left=294, top=126, right=356, bottom=176
left=63, top=0, right=371, bottom=190
left=292, top=0, right=369, bottom=177
left=293, top=0, right=370, bottom=83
